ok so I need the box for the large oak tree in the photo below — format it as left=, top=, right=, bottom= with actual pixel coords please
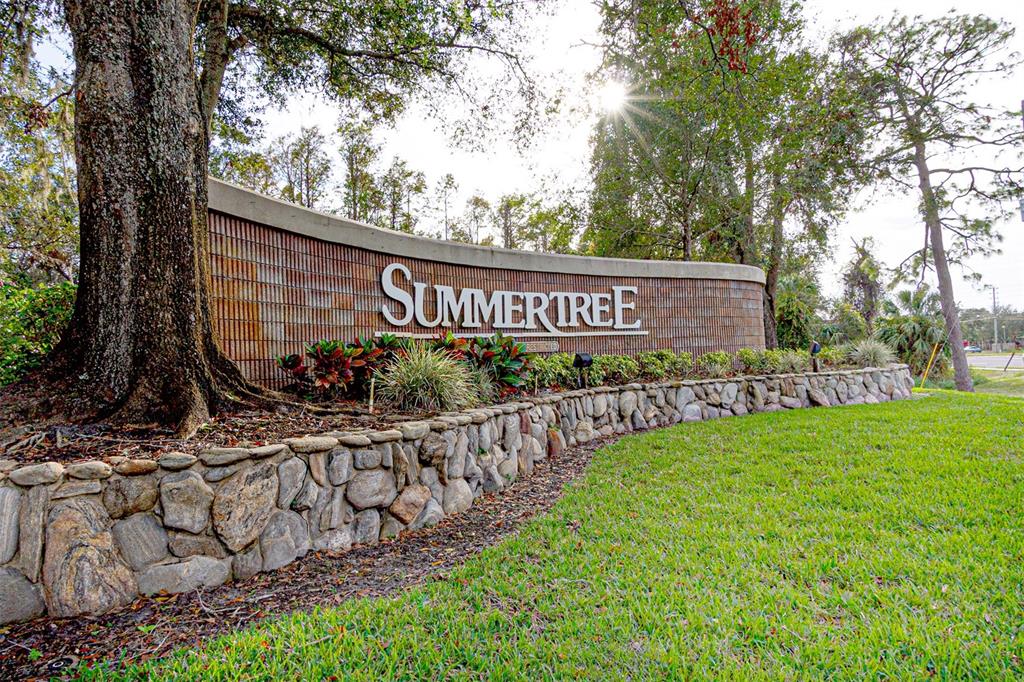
left=11, top=0, right=534, bottom=434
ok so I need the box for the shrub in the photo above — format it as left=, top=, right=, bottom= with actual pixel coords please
left=637, top=349, right=692, bottom=379
left=592, top=354, right=640, bottom=385
left=377, top=344, right=478, bottom=412
left=0, top=282, right=76, bottom=386
left=846, top=339, right=895, bottom=368
left=698, top=351, right=733, bottom=378
left=466, top=333, right=532, bottom=394
left=466, top=365, right=498, bottom=404
left=774, top=349, right=810, bottom=373
left=531, top=353, right=576, bottom=389
left=736, top=348, right=769, bottom=374
left=817, top=346, right=847, bottom=368
left=275, top=335, right=410, bottom=399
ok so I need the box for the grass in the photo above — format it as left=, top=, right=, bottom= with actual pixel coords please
left=83, top=391, right=1024, bottom=681
left=919, top=368, right=1024, bottom=398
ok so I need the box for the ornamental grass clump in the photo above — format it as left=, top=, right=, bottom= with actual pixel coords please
left=847, top=339, right=895, bottom=368
left=377, top=344, right=478, bottom=412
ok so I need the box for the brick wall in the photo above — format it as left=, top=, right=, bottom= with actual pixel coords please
left=208, top=210, right=765, bottom=387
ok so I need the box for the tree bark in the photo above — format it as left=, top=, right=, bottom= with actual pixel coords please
left=59, top=0, right=256, bottom=434
left=761, top=174, right=785, bottom=349
left=912, top=139, right=973, bottom=391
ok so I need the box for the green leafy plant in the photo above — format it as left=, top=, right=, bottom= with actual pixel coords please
left=0, top=282, right=75, bottom=386
left=816, top=346, right=848, bottom=368
left=592, top=354, right=640, bottom=384
left=636, top=349, right=691, bottom=379
left=467, top=332, right=532, bottom=394
left=772, top=349, right=811, bottom=373
left=736, top=348, right=769, bottom=374
left=846, top=339, right=895, bottom=369
left=698, top=351, right=733, bottom=378
left=531, top=353, right=577, bottom=389
left=467, top=365, right=498, bottom=404
left=377, top=344, right=478, bottom=412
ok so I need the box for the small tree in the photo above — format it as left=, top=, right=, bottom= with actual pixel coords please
left=840, top=13, right=1024, bottom=391
left=274, top=127, right=333, bottom=210
left=841, top=237, right=885, bottom=333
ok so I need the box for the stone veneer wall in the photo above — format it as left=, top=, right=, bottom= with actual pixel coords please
left=0, top=365, right=913, bottom=624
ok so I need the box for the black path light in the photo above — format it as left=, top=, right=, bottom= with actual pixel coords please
left=573, top=353, right=593, bottom=388
left=809, top=340, right=821, bottom=373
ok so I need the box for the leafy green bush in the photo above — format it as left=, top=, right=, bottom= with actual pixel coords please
left=847, top=339, right=895, bottom=368
left=698, top=351, right=733, bottom=378
left=817, top=346, right=848, bottom=368
left=592, top=354, right=640, bottom=385
left=465, top=333, right=532, bottom=394
left=736, top=348, right=769, bottom=374
left=773, top=349, right=811, bottom=373
left=637, top=349, right=692, bottom=379
left=377, top=344, right=478, bottom=412
left=0, top=282, right=75, bottom=386
left=531, top=353, right=577, bottom=389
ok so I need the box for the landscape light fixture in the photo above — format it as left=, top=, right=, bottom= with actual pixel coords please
left=809, top=341, right=821, bottom=373
left=573, top=353, right=593, bottom=389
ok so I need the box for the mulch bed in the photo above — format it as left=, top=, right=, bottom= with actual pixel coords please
left=0, top=435, right=605, bottom=680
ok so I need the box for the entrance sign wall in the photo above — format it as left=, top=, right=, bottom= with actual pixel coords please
left=207, top=179, right=767, bottom=387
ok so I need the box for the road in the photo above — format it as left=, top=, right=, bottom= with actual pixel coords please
left=967, top=353, right=1024, bottom=370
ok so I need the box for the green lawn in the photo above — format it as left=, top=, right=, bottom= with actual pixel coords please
left=974, top=370, right=1024, bottom=398
left=85, top=391, right=1023, bottom=681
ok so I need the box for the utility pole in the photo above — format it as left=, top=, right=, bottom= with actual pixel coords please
left=988, top=285, right=999, bottom=348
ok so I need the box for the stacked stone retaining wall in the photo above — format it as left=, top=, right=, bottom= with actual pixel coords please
left=0, top=365, right=913, bottom=624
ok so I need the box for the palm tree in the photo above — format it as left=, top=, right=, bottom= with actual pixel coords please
left=875, top=287, right=948, bottom=375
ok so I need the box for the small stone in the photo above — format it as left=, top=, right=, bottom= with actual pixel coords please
left=10, top=462, right=63, bottom=487
left=114, top=459, right=159, bottom=476
left=397, top=422, right=430, bottom=440
left=199, top=448, right=250, bottom=467
left=18, top=485, right=47, bottom=581
left=51, top=480, right=102, bottom=499
left=260, top=510, right=310, bottom=571
left=308, top=451, right=328, bottom=487
left=780, top=396, right=801, bottom=409
left=353, top=449, right=382, bottom=470
left=482, top=464, right=504, bottom=493
left=379, top=513, right=404, bottom=539
left=328, top=447, right=353, bottom=486
left=159, top=452, right=198, bottom=471
left=137, top=556, right=230, bottom=596
left=233, top=543, right=262, bottom=581
left=682, top=404, right=702, bottom=422
left=389, top=484, right=431, bottom=525
left=249, top=444, right=288, bottom=458
left=319, top=489, right=352, bottom=531
left=66, top=461, right=113, bottom=480
left=352, top=509, right=381, bottom=545
left=160, top=471, right=214, bottom=534
left=102, top=475, right=158, bottom=519
left=291, top=478, right=320, bottom=511
left=368, top=429, right=403, bottom=443
left=0, top=567, right=45, bottom=625
left=112, top=513, right=169, bottom=571
left=442, top=478, right=473, bottom=515
left=0, top=488, right=21, bottom=564
left=808, top=388, right=831, bottom=407
left=277, top=458, right=306, bottom=508
left=313, top=527, right=354, bottom=552
left=204, top=463, right=244, bottom=483
left=168, top=531, right=229, bottom=559
left=346, top=469, right=398, bottom=510
left=419, top=467, right=444, bottom=503
left=284, top=436, right=338, bottom=453
left=409, top=499, right=444, bottom=531
left=338, top=434, right=372, bottom=448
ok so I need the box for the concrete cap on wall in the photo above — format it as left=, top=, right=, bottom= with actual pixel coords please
left=208, top=178, right=766, bottom=285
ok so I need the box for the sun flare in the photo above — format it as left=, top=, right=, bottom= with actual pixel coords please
left=597, top=80, right=628, bottom=113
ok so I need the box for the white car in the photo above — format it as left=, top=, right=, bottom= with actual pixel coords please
left=964, top=345, right=982, bottom=353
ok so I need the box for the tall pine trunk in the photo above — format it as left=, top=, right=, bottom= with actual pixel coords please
left=59, top=0, right=252, bottom=434
left=912, top=140, right=973, bottom=391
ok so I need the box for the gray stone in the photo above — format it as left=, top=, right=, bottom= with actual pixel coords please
left=0, top=567, right=44, bottom=625
left=593, top=394, right=608, bottom=418
left=379, top=513, right=404, bottom=539
left=102, top=475, right=158, bottom=519
left=721, top=383, right=738, bottom=407
left=250, top=444, right=288, bottom=458
left=482, top=464, right=505, bottom=493
left=168, top=531, right=229, bottom=559
left=368, top=429, right=403, bottom=443
left=346, top=469, right=398, bottom=510
left=48, top=479, right=100, bottom=500
left=233, top=543, right=262, bottom=580
left=352, top=509, right=381, bottom=545
left=497, top=451, right=518, bottom=481
left=137, top=556, right=230, bottom=596
left=353, top=448, right=382, bottom=469
left=389, top=484, right=431, bottom=525
left=260, top=510, right=310, bottom=571
left=66, top=461, right=113, bottom=480
left=313, top=526, right=354, bottom=552
left=0, top=460, right=16, bottom=474
left=291, top=477, right=320, bottom=511
left=502, top=415, right=523, bottom=450
left=211, top=462, right=278, bottom=552
left=277, top=458, right=306, bottom=508
left=619, top=391, right=638, bottom=418
left=380, top=444, right=394, bottom=468
left=409, top=499, right=444, bottom=530
left=161, top=471, right=214, bottom=534
left=442, top=478, right=473, bottom=515
left=446, top=446, right=466, bottom=480
left=204, top=463, right=244, bottom=483
left=199, top=448, right=250, bottom=467
left=419, top=467, right=444, bottom=503
left=780, top=396, right=802, bottom=409
left=0, top=488, right=20, bottom=563
left=115, top=459, right=159, bottom=475
left=10, top=462, right=63, bottom=487
left=631, top=409, right=648, bottom=430
left=159, top=452, right=197, bottom=471
left=338, top=434, right=372, bottom=448
left=327, top=447, right=353, bottom=485
left=284, top=436, right=338, bottom=453
left=319, top=488, right=352, bottom=531
left=42, top=498, right=137, bottom=617
left=112, top=513, right=169, bottom=571
left=397, top=422, right=430, bottom=440
left=18, top=485, right=47, bottom=581
left=808, top=388, right=831, bottom=407
left=682, top=404, right=702, bottom=422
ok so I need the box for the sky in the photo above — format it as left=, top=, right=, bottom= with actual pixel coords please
left=38, top=0, right=1024, bottom=311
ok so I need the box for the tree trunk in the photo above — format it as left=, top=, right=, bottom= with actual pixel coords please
left=59, top=0, right=255, bottom=434
left=912, top=140, right=973, bottom=391
left=761, top=174, right=785, bottom=349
